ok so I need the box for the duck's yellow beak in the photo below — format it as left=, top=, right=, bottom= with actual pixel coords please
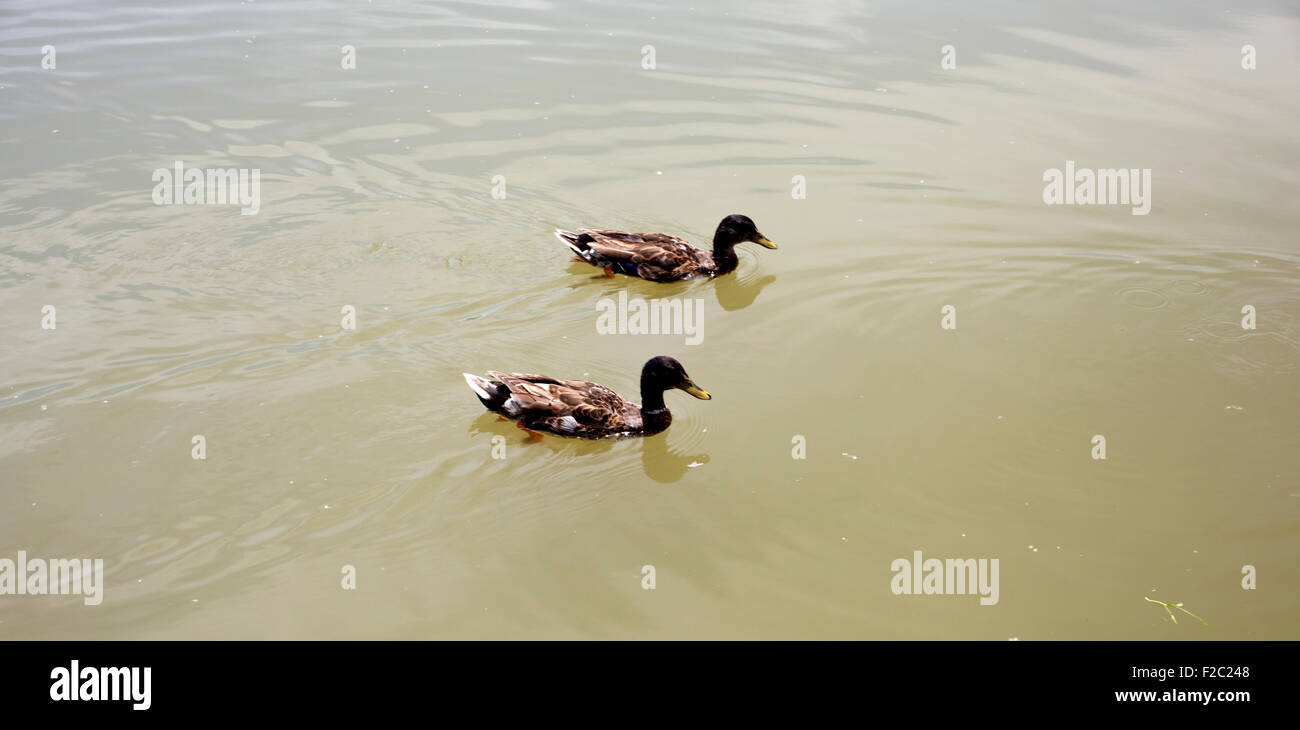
left=752, top=233, right=778, bottom=250
left=680, top=379, right=711, bottom=400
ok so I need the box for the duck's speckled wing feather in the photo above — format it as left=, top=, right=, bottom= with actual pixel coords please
left=486, top=371, right=639, bottom=436
left=575, top=230, right=712, bottom=282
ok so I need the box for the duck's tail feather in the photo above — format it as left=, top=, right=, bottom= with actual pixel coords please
left=555, top=229, right=604, bottom=264
left=554, top=228, right=583, bottom=248
left=463, top=373, right=510, bottom=410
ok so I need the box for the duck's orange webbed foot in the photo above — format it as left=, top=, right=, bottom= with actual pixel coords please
left=516, top=420, right=543, bottom=442
left=603, top=266, right=616, bottom=278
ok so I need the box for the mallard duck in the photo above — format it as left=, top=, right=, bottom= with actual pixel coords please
left=462, top=356, right=710, bottom=438
left=555, top=214, right=777, bottom=282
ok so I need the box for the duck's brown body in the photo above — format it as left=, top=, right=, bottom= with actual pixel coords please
left=463, top=357, right=709, bottom=439
left=555, top=215, right=774, bottom=283
left=556, top=230, right=736, bottom=281
left=474, top=371, right=665, bottom=437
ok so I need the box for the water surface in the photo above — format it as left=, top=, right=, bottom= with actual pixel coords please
left=1, top=0, right=1297, bottom=639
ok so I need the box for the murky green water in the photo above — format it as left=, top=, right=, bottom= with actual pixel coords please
left=1, top=0, right=1296, bottom=639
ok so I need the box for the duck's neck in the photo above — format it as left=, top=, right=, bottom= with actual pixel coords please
left=710, top=242, right=739, bottom=274
left=638, top=378, right=672, bottom=433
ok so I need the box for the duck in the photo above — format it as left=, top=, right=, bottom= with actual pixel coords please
left=555, top=214, right=776, bottom=282
left=462, top=356, right=710, bottom=438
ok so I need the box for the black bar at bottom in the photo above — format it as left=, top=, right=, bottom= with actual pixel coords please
left=0, top=640, right=1284, bottom=718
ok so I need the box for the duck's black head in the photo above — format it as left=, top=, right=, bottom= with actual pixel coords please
left=641, top=356, right=711, bottom=403
left=713, top=214, right=777, bottom=252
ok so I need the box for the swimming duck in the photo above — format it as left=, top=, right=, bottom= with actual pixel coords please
left=462, top=356, right=710, bottom=438
left=556, top=214, right=776, bottom=282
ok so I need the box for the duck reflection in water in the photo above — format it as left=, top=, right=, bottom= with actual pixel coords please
left=712, top=266, right=776, bottom=312
left=568, top=264, right=776, bottom=314
left=468, top=413, right=709, bottom=484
